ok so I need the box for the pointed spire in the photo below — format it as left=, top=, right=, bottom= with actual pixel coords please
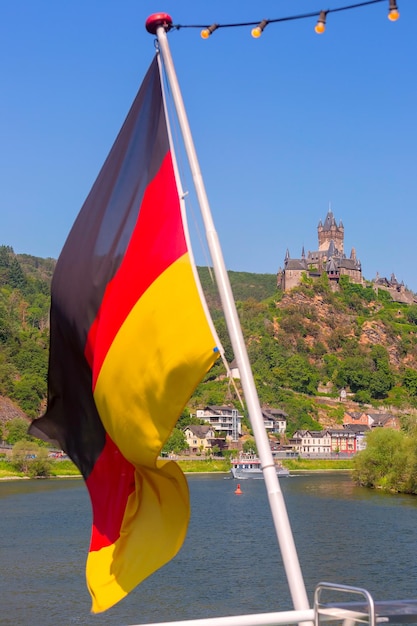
left=323, top=208, right=335, bottom=230
left=327, top=257, right=338, bottom=273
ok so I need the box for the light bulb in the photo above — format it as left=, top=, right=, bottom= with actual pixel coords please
left=314, top=11, right=327, bottom=34
left=388, top=8, right=400, bottom=20
left=251, top=20, right=268, bottom=39
left=388, top=0, right=400, bottom=21
left=200, top=24, right=219, bottom=39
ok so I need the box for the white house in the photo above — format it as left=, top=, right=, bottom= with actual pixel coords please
left=262, top=408, right=287, bottom=435
left=290, top=430, right=331, bottom=455
left=195, top=405, right=242, bottom=442
left=183, top=425, right=217, bottom=453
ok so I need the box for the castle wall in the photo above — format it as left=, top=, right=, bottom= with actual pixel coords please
left=339, top=267, right=362, bottom=283
left=284, top=270, right=305, bottom=290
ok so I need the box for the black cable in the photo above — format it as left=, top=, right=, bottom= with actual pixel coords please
left=171, top=0, right=388, bottom=31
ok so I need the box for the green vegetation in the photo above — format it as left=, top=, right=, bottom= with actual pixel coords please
left=197, top=268, right=277, bottom=317
left=49, top=459, right=81, bottom=477
left=4, top=418, right=32, bottom=444
left=284, top=458, right=354, bottom=471
left=1, top=247, right=417, bottom=492
left=0, top=246, right=52, bottom=418
left=353, top=428, right=417, bottom=494
left=11, top=441, right=52, bottom=477
left=3, top=248, right=417, bottom=428
left=0, top=445, right=81, bottom=479
left=162, top=428, right=188, bottom=455
left=177, top=459, right=230, bottom=473
left=0, top=459, right=25, bottom=479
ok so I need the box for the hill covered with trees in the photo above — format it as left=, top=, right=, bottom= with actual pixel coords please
left=1, top=245, right=417, bottom=443
left=0, top=246, right=54, bottom=428
left=194, top=271, right=417, bottom=435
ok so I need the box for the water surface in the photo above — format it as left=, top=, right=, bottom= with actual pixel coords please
left=1, top=473, right=416, bottom=625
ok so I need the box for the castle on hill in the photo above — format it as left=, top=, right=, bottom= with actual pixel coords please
left=277, top=208, right=415, bottom=303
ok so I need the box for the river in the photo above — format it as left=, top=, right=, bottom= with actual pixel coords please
left=0, top=473, right=416, bottom=625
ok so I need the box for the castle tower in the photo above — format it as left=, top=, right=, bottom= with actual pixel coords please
left=317, top=209, right=344, bottom=253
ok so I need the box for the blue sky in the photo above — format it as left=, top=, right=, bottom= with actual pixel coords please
left=1, top=1, right=416, bottom=290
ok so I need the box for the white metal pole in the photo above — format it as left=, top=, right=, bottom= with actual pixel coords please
left=130, top=608, right=315, bottom=626
left=148, top=15, right=311, bottom=615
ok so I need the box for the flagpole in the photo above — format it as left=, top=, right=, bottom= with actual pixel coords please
left=146, top=14, right=311, bottom=615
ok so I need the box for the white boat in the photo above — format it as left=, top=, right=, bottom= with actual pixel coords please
left=231, top=455, right=290, bottom=479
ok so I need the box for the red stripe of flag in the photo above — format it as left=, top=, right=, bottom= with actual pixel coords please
left=85, top=150, right=185, bottom=388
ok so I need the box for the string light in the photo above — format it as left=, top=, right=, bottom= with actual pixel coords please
left=388, top=0, right=400, bottom=20
left=315, top=10, right=328, bottom=33
left=251, top=19, right=269, bottom=39
left=169, top=0, right=400, bottom=37
left=201, top=23, right=219, bottom=39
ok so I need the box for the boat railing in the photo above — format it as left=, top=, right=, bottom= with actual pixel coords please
left=129, top=583, right=417, bottom=626
left=129, top=608, right=315, bottom=626
left=314, top=582, right=417, bottom=626
left=315, top=582, right=375, bottom=626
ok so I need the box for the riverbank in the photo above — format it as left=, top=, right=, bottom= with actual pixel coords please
left=0, top=457, right=354, bottom=479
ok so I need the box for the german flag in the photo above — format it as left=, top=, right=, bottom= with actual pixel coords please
left=29, top=56, right=219, bottom=613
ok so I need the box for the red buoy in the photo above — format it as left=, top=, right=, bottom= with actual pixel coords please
left=235, top=483, right=242, bottom=495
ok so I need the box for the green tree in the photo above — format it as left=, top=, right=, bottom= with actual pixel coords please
left=12, top=374, right=45, bottom=417
left=0, top=246, right=12, bottom=286
left=11, top=440, right=52, bottom=477
left=243, top=438, right=257, bottom=454
left=5, top=418, right=31, bottom=444
left=334, top=356, right=372, bottom=393
left=322, top=354, right=339, bottom=380
left=162, top=428, right=188, bottom=455
left=8, top=258, right=26, bottom=290
left=278, top=354, right=319, bottom=395
left=27, top=448, right=53, bottom=477
left=176, top=408, right=206, bottom=429
left=368, top=345, right=395, bottom=399
left=406, top=305, right=417, bottom=325
left=0, top=353, right=15, bottom=395
left=402, top=369, right=417, bottom=396
left=353, top=428, right=411, bottom=492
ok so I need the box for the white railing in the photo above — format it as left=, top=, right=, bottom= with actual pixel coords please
left=129, top=582, right=417, bottom=626
left=129, top=609, right=315, bottom=626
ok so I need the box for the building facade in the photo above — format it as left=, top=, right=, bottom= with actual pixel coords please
left=290, top=430, right=332, bottom=455
left=183, top=425, right=217, bottom=453
left=195, top=405, right=242, bottom=442
left=261, top=408, right=287, bottom=435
